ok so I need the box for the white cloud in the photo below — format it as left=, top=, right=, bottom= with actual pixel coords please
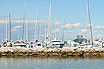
left=54, top=21, right=62, bottom=25
left=80, top=28, right=88, bottom=33
left=65, top=30, right=73, bottom=33
left=95, top=25, right=104, bottom=29
left=0, top=19, right=46, bottom=23
left=14, top=26, right=22, bottom=29
left=12, top=26, right=22, bottom=32
left=51, top=28, right=59, bottom=33
left=62, top=22, right=81, bottom=28
left=73, top=22, right=81, bottom=27
left=12, top=29, right=17, bottom=32
left=64, top=24, right=72, bottom=28
left=95, top=35, right=104, bottom=38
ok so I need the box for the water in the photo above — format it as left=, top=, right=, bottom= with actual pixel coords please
left=0, top=56, right=104, bottom=69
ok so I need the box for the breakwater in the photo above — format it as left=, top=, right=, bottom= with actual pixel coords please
left=0, top=47, right=104, bottom=57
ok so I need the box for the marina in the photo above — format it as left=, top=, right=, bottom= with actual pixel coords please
left=1, top=0, right=104, bottom=69
left=0, top=0, right=104, bottom=57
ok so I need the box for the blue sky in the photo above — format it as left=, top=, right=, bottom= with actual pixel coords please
left=0, top=0, right=104, bottom=42
left=0, top=0, right=104, bottom=24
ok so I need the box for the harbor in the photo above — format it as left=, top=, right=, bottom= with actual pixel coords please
left=0, top=0, right=104, bottom=57
left=0, top=0, right=104, bottom=69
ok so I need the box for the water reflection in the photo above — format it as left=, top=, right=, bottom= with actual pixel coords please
left=0, top=56, right=104, bottom=69
left=0, top=56, right=104, bottom=60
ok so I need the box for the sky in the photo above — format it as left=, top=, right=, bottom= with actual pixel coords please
left=0, top=0, right=104, bottom=42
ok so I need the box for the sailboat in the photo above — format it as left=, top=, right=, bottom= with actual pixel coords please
left=1, top=13, right=13, bottom=47
left=78, top=0, right=94, bottom=49
left=13, top=0, right=28, bottom=48
left=29, top=8, right=44, bottom=49
left=47, top=16, right=64, bottom=48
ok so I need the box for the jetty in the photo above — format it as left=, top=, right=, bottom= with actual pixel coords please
left=0, top=47, right=104, bottom=57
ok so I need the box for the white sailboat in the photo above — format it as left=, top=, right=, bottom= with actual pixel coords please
left=29, top=8, right=44, bottom=49
left=78, top=0, right=95, bottom=49
left=47, top=16, right=64, bottom=48
left=2, top=13, right=13, bottom=47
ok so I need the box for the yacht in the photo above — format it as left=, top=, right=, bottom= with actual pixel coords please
left=29, top=40, right=44, bottom=49
left=47, top=38, right=64, bottom=48
left=13, top=40, right=27, bottom=48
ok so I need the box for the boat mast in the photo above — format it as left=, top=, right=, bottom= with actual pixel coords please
left=26, top=19, right=28, bottom=42
left=23, top=0, right=26, bottom=41
left=92, top=20, right=95, bottom=41
left=62, top=18, right=65, bottom=42
left=24, top=0, right=28, bottom=42
left=45, top=17, right=47, bottom=41
left=53, top=16, right=56, bottom=40
left=6, top=16, right=8, bottom=40
left=35, top=8, right=39, bottom=40
left=47, top=3, right=51, bottom=41
left=86, top=0, right=89, bottom=43
left=87, top=0, right=93, bottom=46
left=8, top=13, right=11, bottom=42
left=39, top=18, right=41, bottom=41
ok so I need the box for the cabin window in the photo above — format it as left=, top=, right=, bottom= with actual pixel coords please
left=38, top=44, right=41, bottom=46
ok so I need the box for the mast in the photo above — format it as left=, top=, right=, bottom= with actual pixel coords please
left=86, top=0, right=89, bottom=43
left=6, top=17, right=8, bottom=40
left=26, top=19, right=28, bottom=41
left=62, top=18, right=65, bottom=42
left=24, top=0, right=28, bottom=42
left=92, top=20, right=95, bottom=41
left=35, top=8, right=39, bottom=40
left=18, top=29, right=19, bottom=40
left=8, top=13, right=11, bottom=42
left=45, top=17, right=47, bottom=41
left=53, top=16, right=56, bottom=40
left=40, top=18, right=41, bottom=41
left=87, top=0, right=93, bottom=46
left=23, top=0, right=26, bottom=41
left=28, top=22, right=30, bottom=42
left=47, top=3, right=51, bottom=41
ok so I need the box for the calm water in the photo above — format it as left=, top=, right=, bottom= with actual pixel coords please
left=0, top=56, right=104, bottom=69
